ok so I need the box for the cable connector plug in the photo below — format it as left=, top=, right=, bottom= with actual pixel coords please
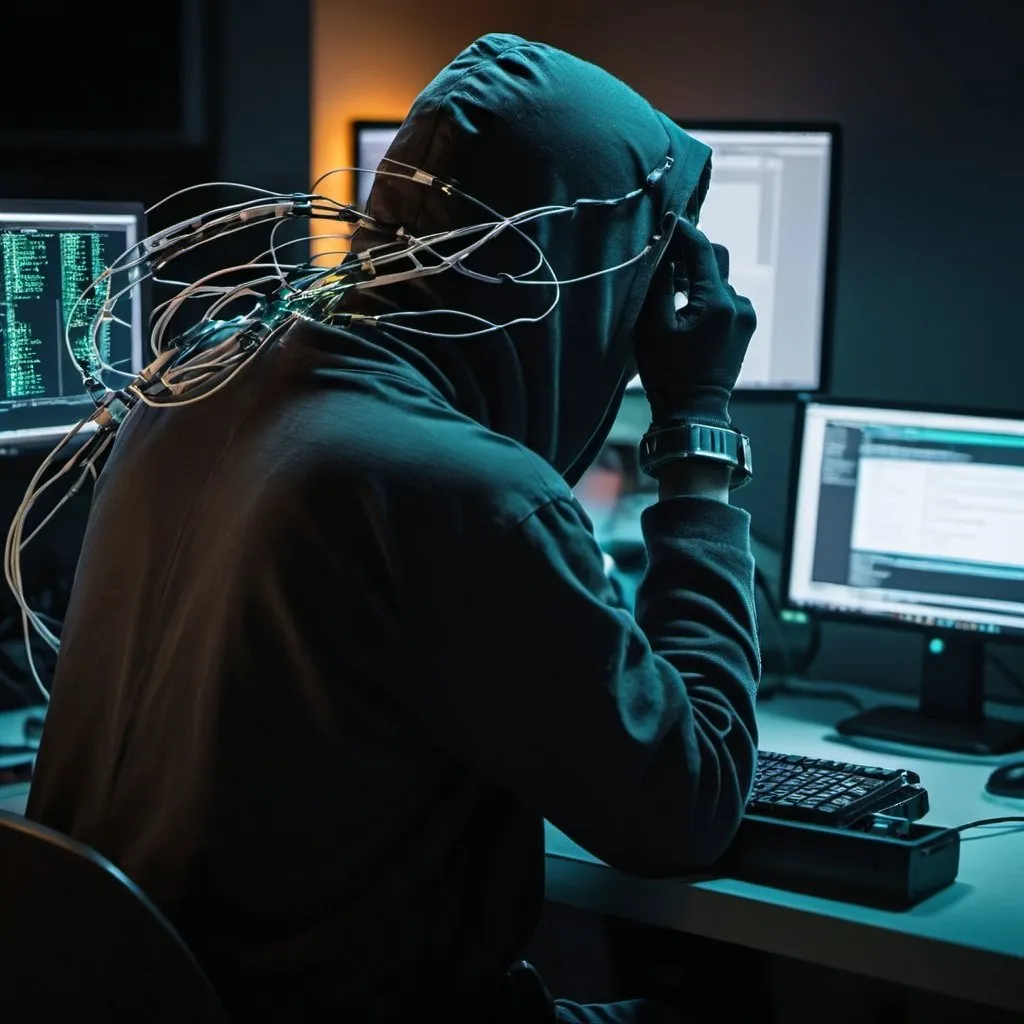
left=93, top=389, right=133, bottom=429
left=77, top=361, right=110, bottom=409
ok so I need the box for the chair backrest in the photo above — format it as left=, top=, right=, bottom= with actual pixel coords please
left=0, top=809, right=231, bottom=1022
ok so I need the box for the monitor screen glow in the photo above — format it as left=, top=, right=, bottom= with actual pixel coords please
left=0, top=200, right=146, bottom=449
left=785, top=400, right=1024, bottom=639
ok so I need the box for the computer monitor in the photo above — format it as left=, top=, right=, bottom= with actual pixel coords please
left=0, top=199, right=146, bottom=451
left=353, top=120, right=838, bottom=394
left=353, top=121, right=404, bottom=211
left=783, top=397, right=1024, bottom=755
left=663, top=122, right=837, bottom=394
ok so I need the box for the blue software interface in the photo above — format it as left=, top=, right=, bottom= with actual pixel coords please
left=787, top=401, right=1024, bottom=637
left=0, top=203, right=143, bottom=446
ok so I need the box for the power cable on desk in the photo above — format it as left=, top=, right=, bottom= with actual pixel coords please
left=954, top=816, right=1024, bottom=833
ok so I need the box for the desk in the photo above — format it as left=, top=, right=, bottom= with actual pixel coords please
left=0, top=706, right=37, bottom=814
left=546, top=693, right=1024, bottom=1015
left=4, top=697, right=1024, bottom=1013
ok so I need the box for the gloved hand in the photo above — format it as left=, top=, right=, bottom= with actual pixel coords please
left=634, top=215, right=757, bottom=428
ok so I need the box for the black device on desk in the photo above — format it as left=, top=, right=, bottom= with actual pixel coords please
left=723, top=811, right=960, bottom=911
left=985, top=761, right=1024, bottom=798
left=782, top=397, right=1024, bottom=756
left=717, top=747, right=957, bottom=909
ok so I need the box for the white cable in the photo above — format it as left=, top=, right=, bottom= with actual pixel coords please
left=251, top=232, right=354, bottom=267
left=146, top=180, right=290, bottom=214
left=145, top=216, right=308, bottom=353
left=132, top=316, right=292, bottom=409
left=8, top=154, right=674, bottom=681
left=63, top=196, right=297, bottom=377
left=3, top=415, right=104, bottom=698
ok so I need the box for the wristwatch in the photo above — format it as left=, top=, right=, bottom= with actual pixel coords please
left=639, top=421, right=753, bottom=490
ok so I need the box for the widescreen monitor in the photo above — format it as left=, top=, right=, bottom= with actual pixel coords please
left=352, top=119, right=838, bottom=393
left=0, top=200, right=146, bottom=450
left=783, top=397, right=1024, bottom=755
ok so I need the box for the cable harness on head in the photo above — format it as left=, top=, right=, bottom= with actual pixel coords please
left=4, top=152, right=676, bottom=698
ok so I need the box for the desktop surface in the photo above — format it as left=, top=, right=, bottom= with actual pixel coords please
left=3, top=691, right=1023, bottom=1011
left=545, top=688, right=1024, bottom=1014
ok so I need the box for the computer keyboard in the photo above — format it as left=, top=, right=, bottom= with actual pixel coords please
left=750, top=750, right=927, bottom=828
left=727, top=753, right=954, bottom=908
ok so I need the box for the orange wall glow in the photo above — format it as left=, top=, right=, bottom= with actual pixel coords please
left=310, top=0, right=541, bottom=254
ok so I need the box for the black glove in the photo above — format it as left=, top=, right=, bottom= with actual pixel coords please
left=634, top=215, right=757, bottom=428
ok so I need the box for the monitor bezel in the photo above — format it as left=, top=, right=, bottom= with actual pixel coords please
left=351, top=119, right=404, bottom=210
left=780, top=392, right=1024, bottom=644
left=672, top=119, right=842, bottom=399
left=0, top=198, right=149, bottom=453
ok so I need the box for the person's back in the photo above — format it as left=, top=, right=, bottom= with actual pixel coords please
left=27, top=32, right=762, bottom=1023
left=29, top=324, right=576, bottom=1018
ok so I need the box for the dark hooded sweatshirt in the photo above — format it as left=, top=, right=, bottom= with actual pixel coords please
left=27, top=33, right=760, bottom=1023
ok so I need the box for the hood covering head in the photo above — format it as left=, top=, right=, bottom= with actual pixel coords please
left=344, top=33, right=712, bottom=486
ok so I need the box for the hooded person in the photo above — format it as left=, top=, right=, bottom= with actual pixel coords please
left=26, top=32, right=761, bottom=1024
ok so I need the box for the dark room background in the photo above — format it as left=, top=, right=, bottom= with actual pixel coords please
left=1, top=0, right=1021, bottom=704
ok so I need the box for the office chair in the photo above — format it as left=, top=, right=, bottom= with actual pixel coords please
left=0, top=809, right=231, bottom=1022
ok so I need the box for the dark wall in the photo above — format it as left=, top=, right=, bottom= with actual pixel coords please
left=530, top=1, right=1024, bottom=695
left=308, top=0, right=1024, bottom=698
left=3, top=0, right=1023, bottom=701
left=535, top=1, right=1024, bottom=512
left=218, top=0, right=311, bottom=195
left=0, top=0, right=311, bottom=704
left=0, top=0, right=310, bottom=203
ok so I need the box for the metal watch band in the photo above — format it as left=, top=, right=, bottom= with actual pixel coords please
left=638, top=422, right=753, bottom=490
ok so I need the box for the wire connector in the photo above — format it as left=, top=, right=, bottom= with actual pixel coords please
left=94, top=389, right=133, bottom=429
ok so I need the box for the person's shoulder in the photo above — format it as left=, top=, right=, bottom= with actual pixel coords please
left=285, top=393, right=571, bottom=540
left=414, top=416, right=571, bottom=533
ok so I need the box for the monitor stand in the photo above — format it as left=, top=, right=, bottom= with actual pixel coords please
left=835, top=636, right=1024, bottom=756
